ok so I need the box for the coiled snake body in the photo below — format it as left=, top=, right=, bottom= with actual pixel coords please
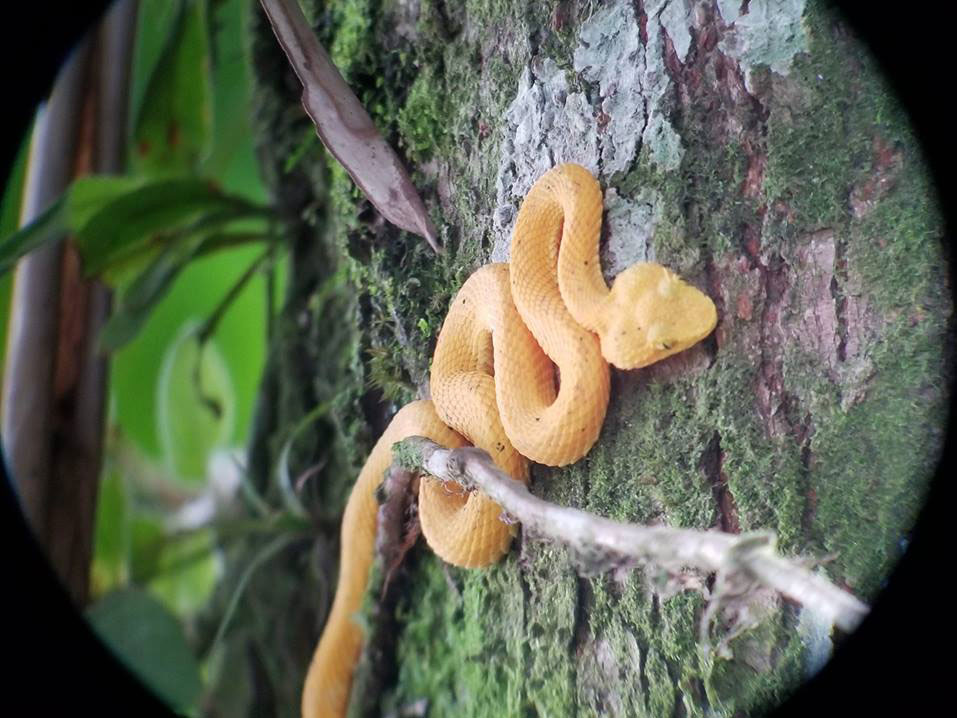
left=303, top=164, right=718, bottom=718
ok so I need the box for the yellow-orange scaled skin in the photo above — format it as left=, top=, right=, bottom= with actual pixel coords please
left=302, top=164, right=718, bottom=718
left=301, top=401, right=467, bottom=718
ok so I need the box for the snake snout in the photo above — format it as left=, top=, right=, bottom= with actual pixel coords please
left=600, top=262, right=718, bottom=370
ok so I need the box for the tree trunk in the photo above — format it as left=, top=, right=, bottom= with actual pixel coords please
left=243, top=1, right=949, bottom=716
left=3, top=0, right=136, bottom=606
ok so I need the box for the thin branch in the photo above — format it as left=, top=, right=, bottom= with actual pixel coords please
left=189, top=245, right=274, bottom=425
left=207, top=533, right=298, bottom=656
left=393, top=437, right=870, bottom=635
left=194, top=244, right=274, bottom=347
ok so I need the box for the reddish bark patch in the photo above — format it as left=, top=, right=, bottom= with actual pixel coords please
left=661, top=27, right=684, bottom=79
left=742, top=221, right=762, bottom=261
left=736, top=291, right=753, bottom=320
left=793, top=232, right=841, bottom=378
left=699, top=22, right=720, bottom=53
left=550, top=1, right=569, bottom=32
left=771, top=199, right=796, bottom=223
left=849, top=134, right=903, bottom=218
left=702, top=432, right=741, bottom=534
left=740, top=139, right=766, bottom=199
left=596, top=110, right=611, bottom=132
left=636, top=1, right=649, bottom=46
left=752, top=251, right=792, bottom=438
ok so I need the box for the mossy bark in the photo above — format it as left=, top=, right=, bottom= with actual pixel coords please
left=241, top=1, right=950, bottom=716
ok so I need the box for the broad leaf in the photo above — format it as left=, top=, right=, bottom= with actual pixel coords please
left=98, top=239, right=202, bottom=351
left=70, top=176, right=262, bottom=275
left=131, top=0, right=213, bottom=175
left=130, top=514, right=165, bottom=584
left=86, top=588, right=203, bottom=713
left=89, top=466, right=130, bottom=599
left=149, top=529, right=219, bottom=617
left=0, top=176, right=266, bottom=279
left=157, top=322, right=235, bottom=482
left=67, top=175, right=147, bottom=228
left=0, top=197, right=67, bottom=275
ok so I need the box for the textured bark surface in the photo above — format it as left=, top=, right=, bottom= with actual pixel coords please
left=242, top=1, right=950, bottom=716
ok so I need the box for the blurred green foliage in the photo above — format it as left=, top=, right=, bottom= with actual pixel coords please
left=0, top=0, right=288, bottom=714
left=157, top=321, right=235, bottom=481
left=86, top=588, right=205, bottom=713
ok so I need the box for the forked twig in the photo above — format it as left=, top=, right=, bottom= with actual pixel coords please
left=393, top=437, right=870, bottom=635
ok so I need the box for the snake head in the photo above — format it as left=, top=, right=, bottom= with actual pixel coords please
left=601, top=263, right=718, bottom=370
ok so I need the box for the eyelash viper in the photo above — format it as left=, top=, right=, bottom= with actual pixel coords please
left=301, top=163, right=718, bottom=718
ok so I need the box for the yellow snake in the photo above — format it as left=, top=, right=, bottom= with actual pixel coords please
left=302, top=164, right=718, bottom=718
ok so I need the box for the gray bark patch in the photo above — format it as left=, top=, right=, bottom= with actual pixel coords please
left=492, top=0, right=685, bottom=267
left=718, top=0, right=810, bottom=92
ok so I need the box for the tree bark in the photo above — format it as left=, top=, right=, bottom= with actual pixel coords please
left=244, top=1, right=950, bottom=716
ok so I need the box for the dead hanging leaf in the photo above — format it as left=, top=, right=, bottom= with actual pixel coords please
left=258, top=0, right=440, bottom=251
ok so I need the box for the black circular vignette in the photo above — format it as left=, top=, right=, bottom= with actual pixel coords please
left=2, top=5, right=175, bottom=717
left=1, top=1, right=953, bottom=717
left=767, top=2, right=955, bottom=715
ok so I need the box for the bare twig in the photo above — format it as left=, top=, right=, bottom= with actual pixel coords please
left=393, top=437, right=870, bottom=635
left=258, top=0, right=440, bottom=251
left=374, top=467, right=420, bottom=599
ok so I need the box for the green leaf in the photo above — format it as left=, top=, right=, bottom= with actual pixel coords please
left=0, top=175, right=265, bottom=280
left=130, top=514, right=165, bottom=583
left=148, top=529, right=219, bottom=616
left=90, top=466, right=130, bottom=598
left=86, top=588, right=203, bottom=713
left=67, top=175, right=147, bottom=228
left=98, top=230, right=267, bottom=349
left=99, top=240, right=201, bottom=351
left=157, top=322, right=235, bottom=482
left=131, top=0, right=212, bottom=175
left=0, top=122, right=32, bottom=237
left=129, top=0, right=184, bottom=125
left=69, top=176, right=261, bottom=275
left=0, top=197, right=67, bottom=275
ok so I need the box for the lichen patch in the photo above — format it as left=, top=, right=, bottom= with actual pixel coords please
left=718, top=0, right=810, bottom=93
left=492, top=0, right=693, bottom=266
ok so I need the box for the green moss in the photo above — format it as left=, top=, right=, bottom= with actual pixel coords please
left=850, top=156, right=944, bottom=314
left=383, top=556, right=527, bottom=716
left=522, top=545, right=578, bottom=716
left=326, top=160, right=362, bottom=233
left=249, top=0, right=948, bottom=714
left=644, top=646, right=677, bottom=716
left=397, top=68, right=448, bottom=163
left=326, top=0, right=376, bottom=80
left=808, top=336, right=946, bottom=596
left=709, top=358, right=807, bottom=552
left=703, top=624, right=804, bottom=717
left=763, top=0, right=914, bottom=232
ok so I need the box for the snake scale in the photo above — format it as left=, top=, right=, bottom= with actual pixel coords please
left=302, top=164, right=718, bottom=718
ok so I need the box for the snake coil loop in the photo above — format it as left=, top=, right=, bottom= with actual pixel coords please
left=302, top=164, right=717, bottom=718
